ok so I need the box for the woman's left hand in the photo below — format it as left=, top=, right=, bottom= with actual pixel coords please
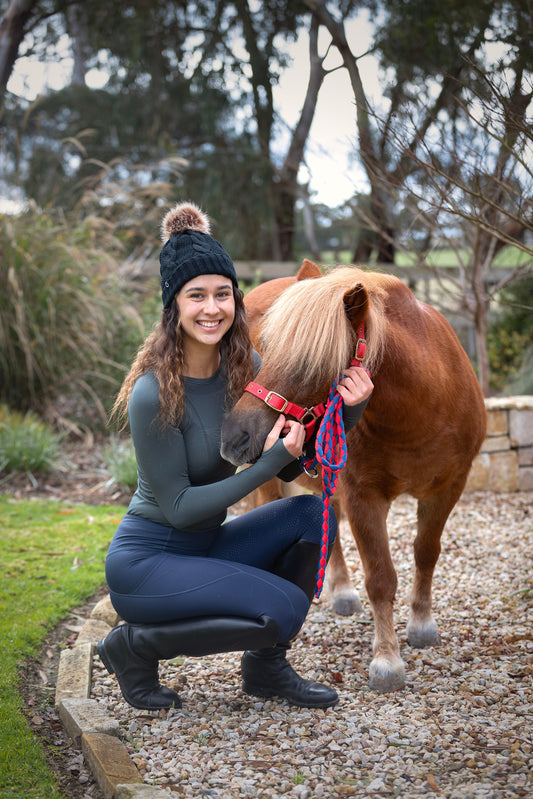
left=336, top=366, right=374, bottom=406
left=263, top=414, right=305, bottom=458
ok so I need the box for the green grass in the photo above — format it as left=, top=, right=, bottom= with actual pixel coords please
left=395, top=244, right=530, bottom=269
left=0, top=496, right=125, bottom=798
left=320, top=243, right=530, bottom=269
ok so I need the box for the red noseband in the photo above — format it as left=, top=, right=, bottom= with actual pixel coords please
left=244, top=382, right=325, bottom=442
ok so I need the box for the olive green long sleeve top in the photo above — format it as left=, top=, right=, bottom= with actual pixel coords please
left=126, top=355, right=369, bottom=533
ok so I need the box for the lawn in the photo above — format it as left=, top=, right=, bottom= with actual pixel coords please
left=0, top=496, right=124, bottom=799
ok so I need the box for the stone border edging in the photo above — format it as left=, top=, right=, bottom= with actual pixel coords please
left=55, top=595, right=174, bottom=799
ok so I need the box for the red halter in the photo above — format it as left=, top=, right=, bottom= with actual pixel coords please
left=244, top=323, right=367, bottom=442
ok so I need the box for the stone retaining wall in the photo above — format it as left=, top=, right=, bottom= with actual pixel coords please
left=466, top=396, right=533, bottom=493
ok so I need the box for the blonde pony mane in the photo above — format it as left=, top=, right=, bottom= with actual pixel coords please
left=259, top=266, right=391, bottom=393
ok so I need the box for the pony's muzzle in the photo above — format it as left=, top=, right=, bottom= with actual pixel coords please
left=220, top=410, right=269, bottom=466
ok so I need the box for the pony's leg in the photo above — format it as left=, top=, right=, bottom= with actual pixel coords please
left=255, top=477, right=286, bottom=507
left=256, top=478, right=363, bottom=615
left=325, top=494, right=363, bottom=616
left=407, top=482, right=465, bottom=648
left=347, top=493, right=405, bottom=692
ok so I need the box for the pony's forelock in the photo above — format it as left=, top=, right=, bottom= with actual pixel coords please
left=259, top=267, right=389, bottom=392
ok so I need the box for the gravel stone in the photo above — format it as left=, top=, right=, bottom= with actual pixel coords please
left=91, top=492, right=532, bottom=798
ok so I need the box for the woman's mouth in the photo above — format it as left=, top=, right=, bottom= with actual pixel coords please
left=197, top=320, right=222, bottom=329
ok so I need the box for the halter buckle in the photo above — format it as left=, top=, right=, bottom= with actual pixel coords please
left=354, top=337, right=367, bottom=363
left=300, top=408, right=318, bottom=425
left=264, top=391, right=289, bottom=413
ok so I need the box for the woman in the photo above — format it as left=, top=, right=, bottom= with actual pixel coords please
left=97, top=202, right=373, bottom=711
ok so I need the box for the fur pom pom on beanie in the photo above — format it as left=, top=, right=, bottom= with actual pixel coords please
left=159, top=202, right=238, bottom=308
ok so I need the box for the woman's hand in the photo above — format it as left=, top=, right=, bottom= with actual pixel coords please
left=262, top=414, right=305, bottom=458
left=336, top=365, right=374, bottom=406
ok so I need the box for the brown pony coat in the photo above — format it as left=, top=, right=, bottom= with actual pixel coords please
left=221, top=261, right=486, bottom=692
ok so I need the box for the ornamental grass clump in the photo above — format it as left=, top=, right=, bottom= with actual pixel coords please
left=103, top=435, right=138, bottom=491
left=0, top=405, right=61, bottom=474
left=0, top=209, right=144, bottom=427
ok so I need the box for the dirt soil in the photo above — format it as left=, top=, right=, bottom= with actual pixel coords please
left=1, top=437, right=132, bottom=508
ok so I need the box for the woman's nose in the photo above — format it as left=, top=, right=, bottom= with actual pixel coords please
left=204, top=295, right=219, bottom=313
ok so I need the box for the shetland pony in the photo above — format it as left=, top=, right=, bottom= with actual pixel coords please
left=221, top=261, right=486, bottom=692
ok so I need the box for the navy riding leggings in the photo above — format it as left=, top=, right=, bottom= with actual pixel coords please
left=104, top=494, right=336, bottom=643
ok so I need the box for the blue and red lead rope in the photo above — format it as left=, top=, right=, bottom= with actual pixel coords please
left=302, top=377, right=348, bottom=598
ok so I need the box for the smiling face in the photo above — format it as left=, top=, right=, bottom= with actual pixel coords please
left=175, top=273, right=236, bottom=352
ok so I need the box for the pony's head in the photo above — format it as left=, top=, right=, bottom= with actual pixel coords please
left=220, top=266, right=389, bottom=466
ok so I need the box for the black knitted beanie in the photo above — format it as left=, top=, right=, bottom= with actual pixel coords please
left=159, top=202, right=238, bottom=308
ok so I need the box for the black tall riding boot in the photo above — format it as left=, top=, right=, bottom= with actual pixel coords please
left=241, top=539, right=339, bottom=709
left=98, top=614, right=279, bottom=710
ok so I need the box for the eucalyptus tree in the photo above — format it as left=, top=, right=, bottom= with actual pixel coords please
left=2, top=0, right=326, bottom=261
left=0, top=0, right=39, bottom=92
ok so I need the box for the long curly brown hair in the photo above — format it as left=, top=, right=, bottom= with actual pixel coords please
left=112, top=288, right=253, bottom=429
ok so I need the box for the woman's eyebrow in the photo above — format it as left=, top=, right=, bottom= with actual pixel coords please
left=184, top=282, right=232, bottom=293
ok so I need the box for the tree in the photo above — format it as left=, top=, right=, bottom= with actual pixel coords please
left=0, top=0, right=38, bottom=93
left=374, top=68, right=532, bottom=392
left=1, top=0, right=325, bottom=260
left=303, top=0, right=504, bottom=263
left=303, top=0, right=532, bottom=391
left=274, top=15, right=327, bottom=260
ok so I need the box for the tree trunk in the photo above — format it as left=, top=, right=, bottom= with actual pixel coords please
left=303, top=0, right=396, bottom=263
left=274, top=15, right=326, bottom=260
left=65, top=5, right=91, bottom=86
left=0, top=0, right=38, bottom=94
left=474, top=303, right=490, bottom=397
left=300, top=190, right=321, bottom=262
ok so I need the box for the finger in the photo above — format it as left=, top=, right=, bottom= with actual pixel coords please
left=262, top=414, right=287, bottom=452
left=283, top=419, right=301, bottom=439
left=270, top=414, right=286, bottom=432
left=342, top=367, right=373, bottom=386
left=336, top=375, right=374, bottom=404
left=282, top=420, right=305, bottom=454
left=344, top=366, right=369, bottom=382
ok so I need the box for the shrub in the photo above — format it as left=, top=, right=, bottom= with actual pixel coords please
left=489, top=274, right=533, bottom=394
left=0, top=405, right=62, bottom=474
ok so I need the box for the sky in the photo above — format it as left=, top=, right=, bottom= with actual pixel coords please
left=6, top=16, right=381, bottom=208
left=273, top=15, right=380, bottom=206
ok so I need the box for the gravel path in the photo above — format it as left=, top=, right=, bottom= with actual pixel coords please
left=91, top=491, right=532, bottom=798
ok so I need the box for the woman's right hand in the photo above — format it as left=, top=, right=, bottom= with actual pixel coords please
left=262, top=414, right=305, bottom=459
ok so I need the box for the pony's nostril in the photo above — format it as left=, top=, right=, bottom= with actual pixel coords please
left=232, top=430, right=250, bottom=456
left=220, top=423, right=252, bottom=465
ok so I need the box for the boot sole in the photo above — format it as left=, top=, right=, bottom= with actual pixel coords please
left=97, top=639, right=181, bottom=711
left=96, top=639, right=115, bottom=675
left=242, top=681, right=339, bottom=709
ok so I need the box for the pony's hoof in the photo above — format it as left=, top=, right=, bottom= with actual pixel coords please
left=332, top=588, right=363, bottom=616
left=406, top=618, right=441, bottom=649
left=369, top=656, right=406, bottom=693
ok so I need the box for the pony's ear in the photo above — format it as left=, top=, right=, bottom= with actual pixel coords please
left=297, top=259, right=322, bottom=281
left=343, top=283, right=368, bottom=327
